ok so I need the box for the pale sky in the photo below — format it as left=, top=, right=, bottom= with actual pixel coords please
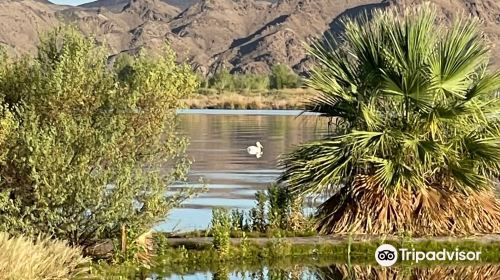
left=50, top=0, right=94, bottom=5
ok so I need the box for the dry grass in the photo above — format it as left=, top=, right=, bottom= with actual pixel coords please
left=317, top=264, right=500, bottom=280
left=317, top=175, right=500, bottom=236
left=0, top=233, right=89, bottom=280
left=182, top=88, right=313, bottom=109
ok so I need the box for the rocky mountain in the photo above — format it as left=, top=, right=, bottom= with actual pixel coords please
left=0, top=0, right=499, bottom=76
left=82, top=0, right=269, bottom=11
left=80, top=0, right=128, bottom=9
left=0, top=0, right=62, bottom=56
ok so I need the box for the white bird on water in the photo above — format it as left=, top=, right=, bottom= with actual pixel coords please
left=247, top=141, right=263, bottom=158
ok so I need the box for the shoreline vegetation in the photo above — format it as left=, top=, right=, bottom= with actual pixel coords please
left=182, top=88, right=312, bottom=110
left=163, top=233, right=500, bottom=247
left=178, top=63, right=308, bottom=110
left=93, top=234, right=500, bottom=278
left=0, top=233, right=89, bottom=279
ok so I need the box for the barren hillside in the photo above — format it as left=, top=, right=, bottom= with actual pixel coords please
left=0, top=0, right=62, bottom=56
left=0, top=0, right=498, bottom=75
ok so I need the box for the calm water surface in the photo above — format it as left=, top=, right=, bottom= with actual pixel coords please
left=125, top=263, right=500, bottom=280
left=140, top=110, right=497, bottom=280
left=155, top=110, right=329, bottom=232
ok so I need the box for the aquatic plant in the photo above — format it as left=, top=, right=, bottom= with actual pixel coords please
left=267, top=184, right=290, bottom=229
left=265, top=235, right=293, bottom=259
left=95, top=238, right=500, bottom=279
left=239, top=232, right=251, bottom=257
left=251, top=191, right=268, bottom=232
left=206, top=185, right=311, bottom=237
left=213, top=265, right=230, bottom=280
left=231, top=209, right=246, bottom=231
left=210, top=208, right=232, bottom=256
left=280, top=3, right=500, bottom=235
left=248, top=184, right=309, bottom=233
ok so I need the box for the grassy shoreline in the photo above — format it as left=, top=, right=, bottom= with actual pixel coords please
left=163, top=233, right=500, bottom=247
left=182, top=88, right=313, bottom=110
left=92, top=234, right=500, bottom=278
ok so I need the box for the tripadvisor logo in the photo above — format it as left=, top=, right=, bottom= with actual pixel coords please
left=375, top=244, right=398, bottom=267
left=375, top=244, right=481, bottom=267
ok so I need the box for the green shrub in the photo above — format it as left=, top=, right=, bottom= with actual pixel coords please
left=210, top=208, right=231, bottom=256
left=232, top=74, right=270, bottom=91
left=207, top=185, right=308, bottom=237
left=230, top=209, right=246, bottom=231
left=0, top=26, right=198, bottom=246
left=249, top=184, right=306, bottom=232
left=113, top=52, right=135, bottom=82
left=206, top=67, right=306, bottom=92
left=0, top=233, right=89, bottom=279
left=208, top=70, right=270, bottom=92
left=267, top=184, right=291, bottom=229
left=153, top=233, right=170, bottom=257
left=197, top=74, right=209, bottom=89
left=250, top=191, right=267, bottom=232
left=269, top=64, right=302, bottom=89
left=212, top=265, right=230, bottom=280
left=209, top=69, right=234, bottom=92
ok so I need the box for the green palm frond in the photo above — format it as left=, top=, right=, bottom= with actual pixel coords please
left=465, top=71, right=500, bottom=100
left=429, top=18, right=488, bottom=99
left=280, top=3, right=500, bottom=199
left=304, top=90, right=357, bottom=120
left=279, top=139, right=353, bottom=196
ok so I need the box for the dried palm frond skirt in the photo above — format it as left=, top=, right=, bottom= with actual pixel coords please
left=316, top=175, right=500, bottom=236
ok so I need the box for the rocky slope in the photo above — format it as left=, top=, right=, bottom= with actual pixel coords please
left=0, top=0, right=498, bottom=76
left=0, top=0, right=62, bottom=56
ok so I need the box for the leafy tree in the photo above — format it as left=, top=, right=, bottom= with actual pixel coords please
left=269, top=64, right=301, bottom=89
left=197, top=73, right=209, bottom=89
left=209, top=69, right=234, bottom=93
left=113, top=52, right=136, bottom=82
left=207, top=68, right=296, bottom=92
left=279, top=4, right=500, bottom=235
left=0, top=27, right=198, bottom=245
left=232, top=74, right=270, bottom=91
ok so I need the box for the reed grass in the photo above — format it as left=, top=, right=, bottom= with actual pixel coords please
left=182, top=88, right=313, bottom=109
left=0, top=233, right=89, bottom=280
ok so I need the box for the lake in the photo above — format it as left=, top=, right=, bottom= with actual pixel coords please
left=115, top=109, right=500, bottom=280
left=155, top=110, right=329, bottom=232
left=110, top=261, right=500, bottom=280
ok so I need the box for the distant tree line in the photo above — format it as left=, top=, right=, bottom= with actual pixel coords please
left=114, top=53, right=303, bottom=92
left=202, top=64, right=303, bottom=92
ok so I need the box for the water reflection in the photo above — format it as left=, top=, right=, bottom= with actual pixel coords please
left=156, top=110, right=329, bottom=232
left=139, top=264, right=500, bottom=280
left=314, top=264, right=500, bottom=280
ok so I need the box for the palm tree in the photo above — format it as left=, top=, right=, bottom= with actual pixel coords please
left=279, top=3, right=500, bottom=235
